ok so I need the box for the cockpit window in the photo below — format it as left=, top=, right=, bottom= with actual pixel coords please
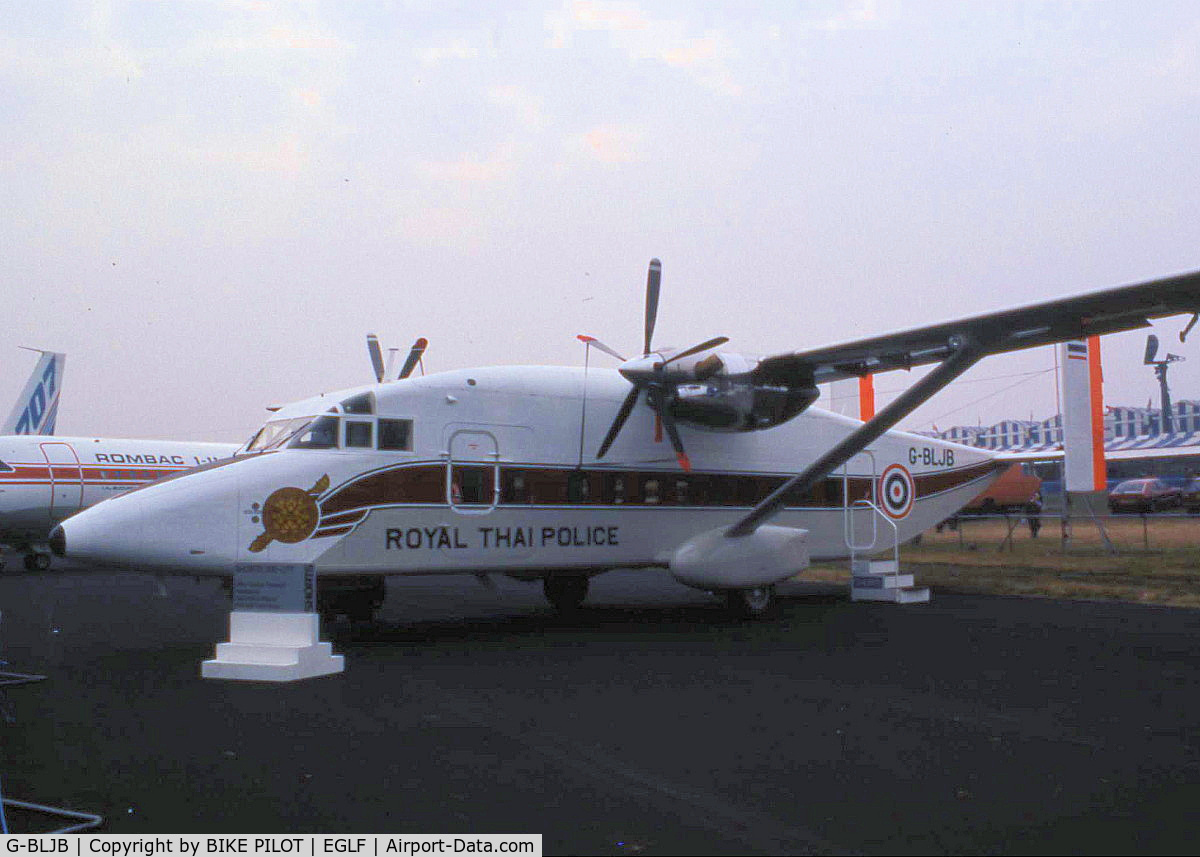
left=288, top=415, right=339, bottom=449
left=246, top=417, right=313, bottom=452
left=378, top=418, right=413, bottom=451
left=341, top=392, right=374, bottom=415
left=344, top=421, right=373, bottom=448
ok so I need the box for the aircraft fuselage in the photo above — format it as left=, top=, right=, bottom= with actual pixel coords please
left=53, top=366, right=1000, bottom=578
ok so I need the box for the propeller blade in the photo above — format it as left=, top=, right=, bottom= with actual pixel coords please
left=597, top=386, right=641, bottom=459
left=576, top=335, right=626, bottom=362
left=643, top=258, right=661, bottom=356
left=367, top=334, right=385, bottom=383
left=662, top=336, right=730, bottom=366
left=651, top=388, right=691, bottom=472
left=398, top=337, right=429, bottom=379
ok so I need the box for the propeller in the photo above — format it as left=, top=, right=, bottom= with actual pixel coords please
left=582, top=258, right=728, bottom=471
left=367, top=334, right=385, bottom=382
left=398, top=337, right=428, bottom=379
left=368, top=335, right=428, bottom=382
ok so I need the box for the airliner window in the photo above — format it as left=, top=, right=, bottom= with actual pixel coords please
left=341, top=392, right=374, bottom=415
left=344, top=421, right=373, bottom=448
left=288, top=416, right=339, bottom=449
left=378, top=419, right=413, bottom=451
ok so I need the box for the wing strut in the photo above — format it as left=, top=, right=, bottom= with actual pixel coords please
left=726, top=335, right=986, bottom=538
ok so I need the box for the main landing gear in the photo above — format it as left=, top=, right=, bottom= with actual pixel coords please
left=23, top=552, right=51, bottom=572
left=543, top=575, right=589, bottom=614
left=0, top=550, right=51, bottom=573
left=724, top=584, right=777, bottom=618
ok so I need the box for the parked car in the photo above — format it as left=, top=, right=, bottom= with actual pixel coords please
left=1107, top=478, right=1182, bottom=514
left=1180, top=478, right=1200, bottom=513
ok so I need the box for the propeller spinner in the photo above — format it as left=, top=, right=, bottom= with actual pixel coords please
left=580, top=259, right=728, bottom=471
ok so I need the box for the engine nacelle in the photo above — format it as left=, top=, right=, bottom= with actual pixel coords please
left=671, top=379, right=819, bottom=431
left=669, top=525, right=809, bottom=590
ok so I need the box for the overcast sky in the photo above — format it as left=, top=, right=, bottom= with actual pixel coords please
left=5, top=1, right=1200, bottom=442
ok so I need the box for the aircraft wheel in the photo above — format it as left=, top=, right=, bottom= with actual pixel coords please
left=725, top=584, right=776, bottom=618
left=24, top=552, right=51, bottom=572
left=544, top=575, right=588, bottom=613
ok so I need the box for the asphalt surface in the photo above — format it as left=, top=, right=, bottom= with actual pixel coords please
left=2, top=562, right=1200, bottom=854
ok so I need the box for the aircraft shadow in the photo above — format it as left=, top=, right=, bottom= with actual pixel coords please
left=331, top=588, right=848, bottom=647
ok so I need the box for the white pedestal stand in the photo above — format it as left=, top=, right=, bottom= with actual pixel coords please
left=202, top=612, right=344, bottom=682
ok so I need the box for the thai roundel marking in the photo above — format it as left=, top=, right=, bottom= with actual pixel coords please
left=878, top=463, right=915, bottom=519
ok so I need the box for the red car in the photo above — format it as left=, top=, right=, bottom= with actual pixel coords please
left=1108, top=478, right=1182, bottom=514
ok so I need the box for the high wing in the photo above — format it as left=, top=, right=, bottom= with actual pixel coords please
left=751, top=269, right=1200, bottom=387
left=725, top=268, right=1200, bottom=538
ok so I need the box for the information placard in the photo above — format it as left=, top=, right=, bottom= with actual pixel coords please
left=232, top=564, right=316, bottom=613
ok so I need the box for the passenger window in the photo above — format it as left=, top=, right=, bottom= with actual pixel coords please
left=603, top=473, right=630, bottom=504
left=378, top=419, right=413, bottom=451
left=288, top=416, right=339, bottom=449
left=345, top=421, right=373, bottom=448
left=503, top=472, right=530, bottom=504
left=644, top=479, right=661, bottom=504
left=567, top=471, right=590, bottom=503
left=341, top=392, right=374, bottom=415
left=452, top=465, right=490, bottom=505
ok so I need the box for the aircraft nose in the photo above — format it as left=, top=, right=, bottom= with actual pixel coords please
left=55, top=471, right=242, bottom=571
left=49, top=525, right=65, bottom=557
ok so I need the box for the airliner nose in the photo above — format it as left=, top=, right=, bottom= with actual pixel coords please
left=49, top=525, right=65, bottom=557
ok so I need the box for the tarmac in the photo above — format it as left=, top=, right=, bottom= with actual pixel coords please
left=2, top=562, right=1200, bottom=855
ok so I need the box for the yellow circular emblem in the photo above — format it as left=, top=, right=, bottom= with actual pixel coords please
left=261, top=486, right=320, bottom=543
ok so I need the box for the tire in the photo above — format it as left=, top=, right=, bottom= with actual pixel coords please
left=725, top=584, right=777, bottom=619
left=544, top=575, right=589, bottom=613
left=24, top=552, right=51, bottom=572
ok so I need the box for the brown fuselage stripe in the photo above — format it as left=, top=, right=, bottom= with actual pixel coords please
left=317, top=460, right=1002, bottom=516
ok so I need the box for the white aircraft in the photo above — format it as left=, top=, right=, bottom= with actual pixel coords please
left=0, top=336, right=423, bottom=574
left=3, top=348, right=66, bottom=436
left=0, top=432, right=236, bottom=571
left=50, top=261, right=1200, bottom=619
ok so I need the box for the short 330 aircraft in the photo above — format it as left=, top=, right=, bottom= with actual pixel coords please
left=51, top=261, right=1200, bottom=618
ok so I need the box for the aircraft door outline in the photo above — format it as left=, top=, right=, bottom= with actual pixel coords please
left=444, top=429, right=500, bottom=515
left=40, top=441, right=83, bottom=521
left=842, top=449, right=878, bottom=552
